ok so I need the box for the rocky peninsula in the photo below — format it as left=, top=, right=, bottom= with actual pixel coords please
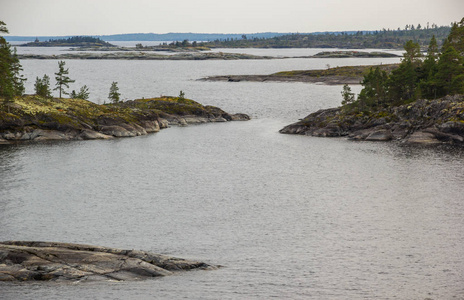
left=201, top=64, right=399, bottom=85
left=0, top=241, right=216, bottom=282
left=280, top=95, right=464, bottom=145
left=0, top=95, right=249, bottom=144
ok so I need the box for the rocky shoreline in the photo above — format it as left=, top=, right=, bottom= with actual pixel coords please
left=17, top=52, right=277, bottom=60
left=280, top=95, right=464, bottom=145
left=17, top=50, right=398, bottom=61
left=202, top=64, right=399, bottom=85
left=0, top=241, right=216, bottom=282
left=200, top=74, right=362, bottom=85
left=0, top=96, right=249, bottom=144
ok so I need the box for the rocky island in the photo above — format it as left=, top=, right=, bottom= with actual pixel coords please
left=0, top=95, right=249, bottom=144
left=281, top=20, right=464, bottom=146
left=20, top=36, right=115, bottom=47
left=17, top=51, right=398, bottom=61
left=202, top=64, right=399, bottom=85
left=280, top=95, right=464, bottom=145
left=0, top=241, right=216, bottom=282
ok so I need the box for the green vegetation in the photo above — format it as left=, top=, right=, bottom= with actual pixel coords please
left=200, top=23, right=451, bottom=49
left=21, top=36, right=115, bottom=47
left=34, top=75, right=52, bottom=98
left=139, top=40, right=211, bottom=51
left=0, top=94, right=233, bottom=135
left=54, top=61, right=75, bottom=98
left=70, top=85, right=90, bottom=100
left=108, top=82, right=121, bottom=103
left=0, top=21, right=25, bottom=101
left=273, top=64, right=398, bottom=78
left=342, top=18, right=464, bottom=112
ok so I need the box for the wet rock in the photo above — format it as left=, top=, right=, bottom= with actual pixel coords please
left=365, top=129, right=393, bottom=141
left=78, top=129, right=114, bottom=140
left=230, top=113, right=251, bottom=121
left=99, top=125, right=137, bottom=137
left=405, top=131, right=441, bottom=145
left=0, top=241, right=216, bottom=282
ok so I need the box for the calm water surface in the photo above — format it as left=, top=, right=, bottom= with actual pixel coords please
left=1, top=50, right=463, bottom=299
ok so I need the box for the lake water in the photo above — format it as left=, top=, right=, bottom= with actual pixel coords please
left=1, top=48, right=464, bottom=300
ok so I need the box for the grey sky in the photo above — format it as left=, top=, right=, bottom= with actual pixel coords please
left=1, top=0, right=463, bottom=36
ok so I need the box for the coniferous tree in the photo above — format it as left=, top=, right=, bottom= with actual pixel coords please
left=70, top=85, right=90, bottom=100
left=34, top=74, right=52, bottom=98
left=443, top=18, right=464, bottom=55
left=419, top=35, right=440, bottom=98
left=0, top=21, right=26, bottom=101
left=434, top=44, right=464, bottom=96
left=341, top=84, right=355, bottom=106
left=178, top=90, right=186, bottom=103
left=357, top=67, right=388, bottom=109
left=108, top=81, right=120, bottom=103
left=54, top=61, right=75, bottom=98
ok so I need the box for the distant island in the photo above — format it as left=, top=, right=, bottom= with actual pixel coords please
left=198, top=25, right=451, bottom=50
left=17, top=50, right=399, bottom=61
left=21, top=36, right=116, bottom=47
left=201, top=62, right=399, bottom=85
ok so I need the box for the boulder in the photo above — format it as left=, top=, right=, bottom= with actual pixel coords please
left=365, top=129, right=393, bottom=141
left=230, top=113, right=251, bottom=121
left=0, top=241, right=216, bottom=282
left=99, top=125, right=136, bottom=137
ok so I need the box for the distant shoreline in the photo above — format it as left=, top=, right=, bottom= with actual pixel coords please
left=17, top=50, right=399, bottom=61
left=201, top=63, right=399, bottom=85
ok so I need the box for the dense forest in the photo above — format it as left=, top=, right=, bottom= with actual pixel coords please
left=199, top=24, right=451, bottom=49
left=21, top=36, right=115, bottom=47
left=342, top=18, right=464, bottom=110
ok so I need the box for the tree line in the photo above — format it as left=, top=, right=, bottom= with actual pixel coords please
left=199, top=24, right=451, bottom=49
left=341, top=18, right=464, bottom=111
left=23, top=36, right=115, bottom=47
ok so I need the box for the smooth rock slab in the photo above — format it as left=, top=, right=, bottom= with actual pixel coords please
left=0, top=241, right=216, bottom=282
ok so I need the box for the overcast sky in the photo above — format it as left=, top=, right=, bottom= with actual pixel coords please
left=1, top=0, right=463, bottom=36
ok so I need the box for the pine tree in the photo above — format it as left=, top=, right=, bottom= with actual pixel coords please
left=434, top=44, right=464, bottom=96
left=54, top=61, right=75, bottom=98
left=70, top=85, right=90, bottom=100
left=0, top=21, right=26, bottom=101
left=34, top=74, right=52, bottom=98
left=419, top=35, right=440, bottom=99
left=403, top=40, right=422, bottom=64
left=443, top=18, right=464, bottom=55
left=108, top=81, right=120, bottom=103
left=357, top=67, right=389, bottom=109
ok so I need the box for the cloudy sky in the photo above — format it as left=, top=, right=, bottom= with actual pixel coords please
left=1, top=0, right=463, bottom=36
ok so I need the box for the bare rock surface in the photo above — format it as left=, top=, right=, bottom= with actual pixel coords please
left=0, top=241, right=216, bottom=282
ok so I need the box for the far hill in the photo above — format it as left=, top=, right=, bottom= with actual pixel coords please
left=21, top=36, right=116, bottom=47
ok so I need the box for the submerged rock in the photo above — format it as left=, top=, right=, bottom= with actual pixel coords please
left=0, top=241, right=216, bottom=282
